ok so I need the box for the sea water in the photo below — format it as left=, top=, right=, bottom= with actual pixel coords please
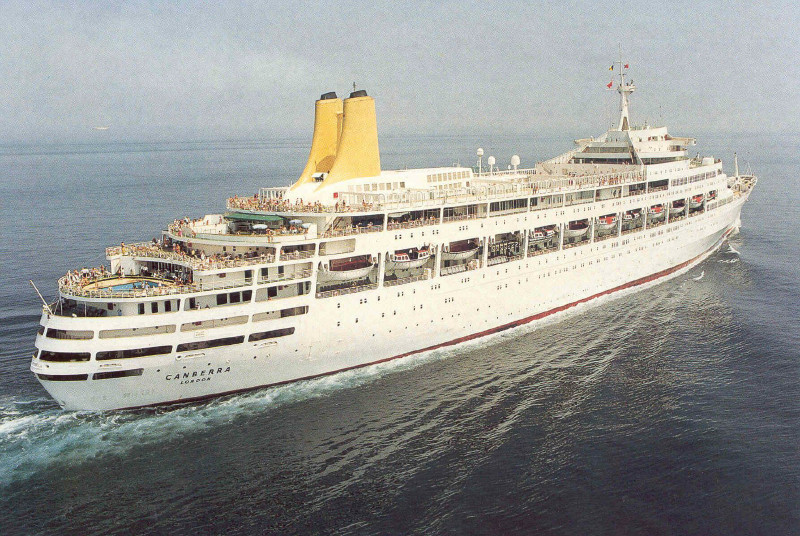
left=0, top=134, right=797, bottom=535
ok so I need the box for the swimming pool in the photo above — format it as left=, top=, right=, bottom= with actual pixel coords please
left=108, top=280, right=162, bottom=291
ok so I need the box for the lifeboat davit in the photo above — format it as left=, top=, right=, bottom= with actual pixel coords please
left=321, top=256, right=375, bottom=281
left=564, top=220, right=589, bottom=238
left=442, top=240, right=480, bottom=260
left=670, top=200, right=686, bottom=215
left=690, top=194, right=705, bottom=208
left=386, top=247, right=431, bottom=270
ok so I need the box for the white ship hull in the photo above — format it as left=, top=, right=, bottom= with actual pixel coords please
left=33, top=194, right=748, bottom=411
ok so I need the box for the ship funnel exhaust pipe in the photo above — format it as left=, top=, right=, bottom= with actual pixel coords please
left=320, top=90, right=381, bottom=188
left=290, top=92, right=343, bottom=191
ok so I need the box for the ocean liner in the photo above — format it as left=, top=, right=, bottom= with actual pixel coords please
left=31, top=66, right=757, bottom=410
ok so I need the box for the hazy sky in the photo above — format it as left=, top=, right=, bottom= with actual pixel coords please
left=2, top=0, right=798, bottom=142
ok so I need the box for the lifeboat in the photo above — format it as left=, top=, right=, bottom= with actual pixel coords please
left=564, top=220, right=589, bottom=238
left=647, top=205, right=665, bottom=221
left=669, top=200, right=686, bottom=215
left=595, top=214, right=617, bottom=231
left=690, top=194, right=705, bottom=208
left=386, top=247, right=432, bottom=270
left=623, top=210, right=641, bottom=221
left=529, top=227, right=556, bottom=243
left=320, top=256, right=375, bottom=281
left=442, top=240, right=480, bottom=260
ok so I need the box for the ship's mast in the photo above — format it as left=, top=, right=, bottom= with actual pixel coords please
left=614, top=51, right=635, bottom=131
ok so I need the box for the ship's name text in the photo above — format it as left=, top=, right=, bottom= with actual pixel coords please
left=166, top=367, right=231, bottom=384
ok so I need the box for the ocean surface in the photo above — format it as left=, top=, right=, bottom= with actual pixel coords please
left=0, top=133, right=797, bottom=535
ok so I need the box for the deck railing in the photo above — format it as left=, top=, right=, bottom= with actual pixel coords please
left=107, top=243, right=275, bottom=271
left=315, top=282, right=378, bottom=299
left=229, top=169, right=645, bottom=216
left=259, top=268, right=313, bottom=284
left=280, top=250, right=315, bottom=260
left=59, top=276, right=252, bottom=300
left=321, top=225, right=383, bottom=239
left=383, top=273, right=429, bottom=287
left=440, top=262, right=480, bottom=276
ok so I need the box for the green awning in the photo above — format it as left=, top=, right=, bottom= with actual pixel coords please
left=224, top=212, right=286, bottom=223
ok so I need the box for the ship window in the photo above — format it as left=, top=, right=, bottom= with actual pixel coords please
left=151, top=302, right=158, bottom=314
left=188, top=297, right=197, bottom=310
left=36, top=373, right=88, bottom=381
left=93, top=368, right=144, bottom=380
left=100, top=325, right=176, bottom=338
left=138, top=303, right=145, bottom=315
left=230, top=292, right=241, bottom=303
left=39, top=351, right=91, bottom=362
left=181, top=316, right=248, bottom=331
left=243, top=290, right=252, bottom=302
left=37, top=326, right=45, bottom=335
left=164, top=300, right=172, bottom=312
left=46, top=328, right=93, bottom=340
left=216, top=294, right=228, bottom=305
left=96, top=345, right=172, bottom=361
left=248, top=327, right=295, bottom=342
left=176, top=335, right=245, bottom=352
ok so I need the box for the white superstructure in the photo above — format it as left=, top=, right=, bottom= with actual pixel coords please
left=31, top=68, right=757, bottom=410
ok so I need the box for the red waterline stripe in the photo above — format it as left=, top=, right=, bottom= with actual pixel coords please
left=123, top=227, right=733, bottom=411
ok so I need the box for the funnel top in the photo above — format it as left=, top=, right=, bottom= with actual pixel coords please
left=349, top=89, right=368, bottom=98
left=319, top=91, right=338, bottom=100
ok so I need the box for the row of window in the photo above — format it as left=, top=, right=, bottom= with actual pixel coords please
left=427, top=170, right=470, bottom=183
left=37, top=369, right=143, bottom=381
left=41, top=306, right=308, bottom=341
left=348, top=181, right=407, bottom=193
left=671, top=170, right=718, bottom=187
left=135, top=299, right=178, bottom=315
left=38, top=327, right=296, bottom=363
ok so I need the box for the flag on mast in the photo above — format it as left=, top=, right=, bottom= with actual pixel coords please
left=624, top=63, right=629, bottom=69
left=609, top=65, right=614, bottom=71
left=607, top=80, right=613, bottom=89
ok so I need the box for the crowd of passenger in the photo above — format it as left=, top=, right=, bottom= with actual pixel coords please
left=62, top=265, right=111, bottom=286
left=110, top=240, right=273, bottom=270
left=227, top=194, right=376, bottom=213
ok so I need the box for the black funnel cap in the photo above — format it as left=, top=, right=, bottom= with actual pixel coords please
left=349, top=89, right=368, bottom=98
left=319, top=91, right=338, bottom=100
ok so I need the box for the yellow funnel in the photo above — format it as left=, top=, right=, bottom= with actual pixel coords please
left=320, top=90, right=381, bottom=188
left=290, top=92, right=343, bottom=191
